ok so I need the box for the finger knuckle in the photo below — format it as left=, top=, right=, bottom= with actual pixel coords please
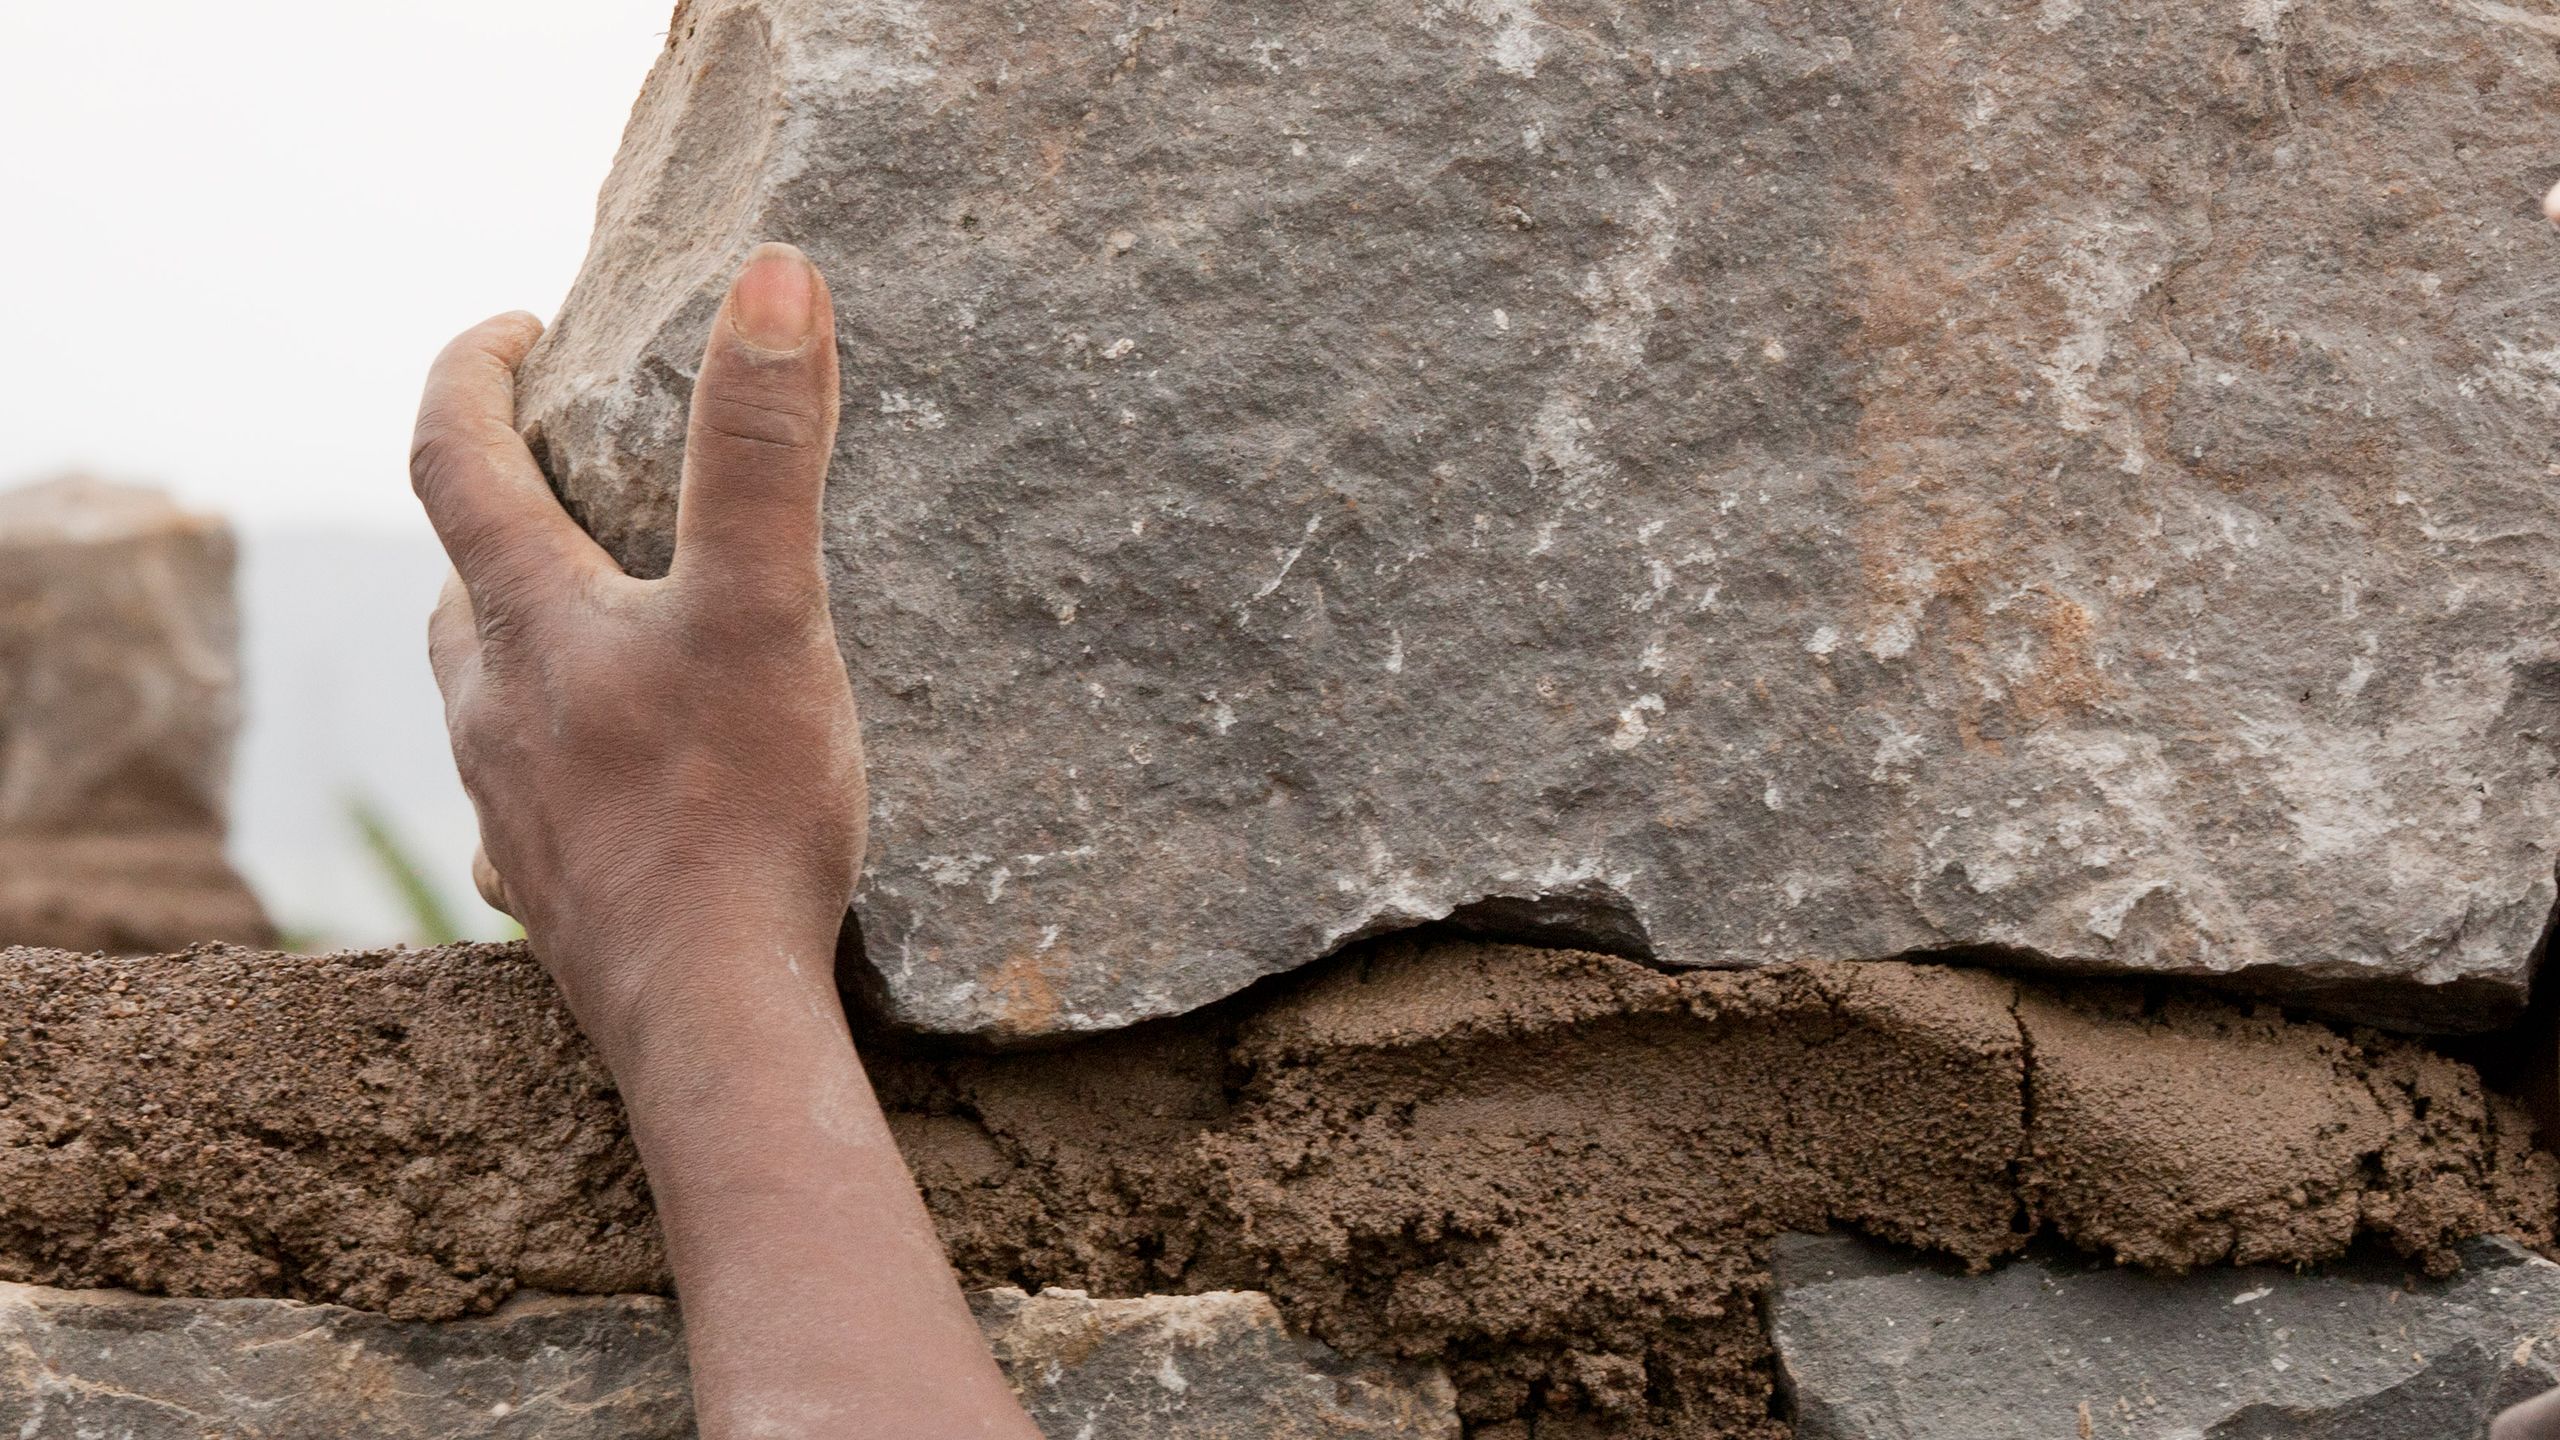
left=471, top=594, right=531, bottom=650
left=407, top=416, right=494, bottom=500
left=690, top=593, right=836, bottom=670
left=696, top=388, right=826, bottom=455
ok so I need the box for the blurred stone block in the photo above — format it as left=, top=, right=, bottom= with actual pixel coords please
left=0, top=477, right=269, bottom=948
left=0, top=834, right=270, bottom=955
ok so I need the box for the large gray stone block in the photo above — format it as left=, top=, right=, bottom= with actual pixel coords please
left=0, top=1282, right=1456, bottom=1439
left=523, top=0, right=2560, bottom=1038
left=1770, top=1232, right=2560, bottom=1439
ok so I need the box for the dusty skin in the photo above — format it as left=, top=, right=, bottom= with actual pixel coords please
left=0, top=938, right=2548, bottom=1435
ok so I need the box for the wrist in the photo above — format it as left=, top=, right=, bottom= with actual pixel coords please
left=531, top=899, right=851, bottom=1075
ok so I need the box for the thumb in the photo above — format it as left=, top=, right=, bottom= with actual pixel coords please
left=672, top=242, right=841, bottom=598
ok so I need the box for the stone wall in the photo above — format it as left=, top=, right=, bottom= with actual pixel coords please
left=14, top=1, right=2560, bottom=1433
left=1, top=938, right=2552, bottom=1435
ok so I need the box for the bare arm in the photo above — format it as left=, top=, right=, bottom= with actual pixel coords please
left=410, top=244, right=1041, bottom=1440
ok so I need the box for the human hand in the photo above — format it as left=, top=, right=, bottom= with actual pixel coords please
left=2501, top=1388, right=2560, bottom=1440
left=412, top=243, right=861, bottom=1062
left=412, top=247, right=1036, bottom=1439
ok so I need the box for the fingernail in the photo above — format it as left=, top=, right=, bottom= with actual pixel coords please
left=732, top=242, right=819, bottom=351
left=2545, top=181, right=2560, bottom=228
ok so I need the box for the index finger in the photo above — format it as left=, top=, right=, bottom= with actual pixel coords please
left=672, top=244, right=840, bottom=602
left=409, top=312, right=615, bottom=618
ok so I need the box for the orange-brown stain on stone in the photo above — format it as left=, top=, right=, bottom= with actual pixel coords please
left=986, top=945, right=1066, bottom=1038
left=2013, top=591, right=2115, bottom=720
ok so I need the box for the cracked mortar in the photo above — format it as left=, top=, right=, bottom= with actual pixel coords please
left=0, top=938, right=2549, bottom=1436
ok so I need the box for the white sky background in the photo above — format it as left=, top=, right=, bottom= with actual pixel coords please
left=0, top=1, right=672, bottom=527
left=0, top=2, right=677, bottom=943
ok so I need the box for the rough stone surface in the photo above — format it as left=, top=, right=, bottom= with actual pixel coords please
left=523, top=0, right=2560, bottom=1037
left=0, top=1282, right=1455, bottom=1439
left=975, top=1287, right=1461, bottom=1437
left=4, top=939, right=2545, bottom=1435
left=0, top=477, right=269, bottom=950
left=0, top=1286, right=692, bottom=1440
left=1771, top=1231, right=2560, bottom=1439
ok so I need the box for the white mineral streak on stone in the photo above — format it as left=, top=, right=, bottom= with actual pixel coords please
left=879, top=388, right=947, bottom=428
left=2461, top=0, right=2560, bottom=41
left=2084, top=879, right=2169, bottom=941
left=923, top=853, right=992, bottom=887
left=1240, top=515, right=1322, bottom=616
left=2460, top=339, right=2560, bottom=412
left=1525, top=192, right=1679, bottom=508
left=2336, top=635, right=2377, bottom=698
left=783, top=0, right=939, bottom=95
left=1863, top=558, right=1938, bottom=660
left=1609, top=694, right=1665, bottom=750
left=1631, top=558, right=1674, bottom=611
left=2243, top=0, right=2302, bottom=45
left=523, top=0, right=2560, bottom=1036
left=2038, top=219, right=2160, bottom=475
left=1437, top=0, right=1550, bottom=78
left=1526, top=397, right=1611, bottom=502
left=1870, top=724, right=1927, bottom=784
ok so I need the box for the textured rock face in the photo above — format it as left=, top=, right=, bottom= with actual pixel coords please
left=975, top=1287, right=1461, bottom=1437
left=0, top=1286, right=693, bottom=1440
left=0, top=1282, right=1456, bottom=1439
left=525, top=0, right=2560, bottom=1037
left=1771, top=1232, right=2560, bottom=1439
left=0, top=478, right=269, bottom=949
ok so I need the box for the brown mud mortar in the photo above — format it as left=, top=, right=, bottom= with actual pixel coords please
left=0, top=939, right=2550, bottom=1437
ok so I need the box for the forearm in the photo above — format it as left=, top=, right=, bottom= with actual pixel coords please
left=586, top=919, right=1037, bottom=1440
